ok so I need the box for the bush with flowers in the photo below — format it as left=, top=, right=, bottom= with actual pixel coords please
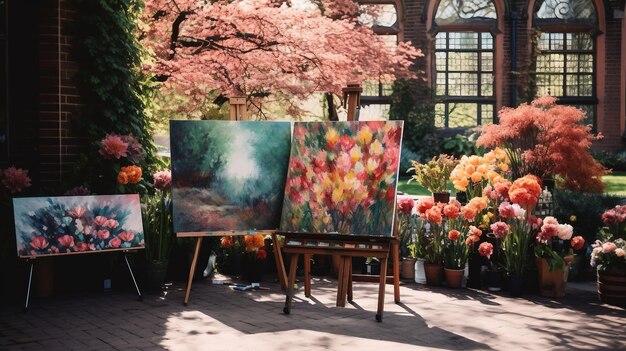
left=0, top=166, right=33, bottom=259
left=476, top=96, right=607, bottom=192
left=591, top=205, right=626, bottom=273
left=534, top=215, right=585, bottom=271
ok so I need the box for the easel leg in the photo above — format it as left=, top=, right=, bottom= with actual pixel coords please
left=337, top=256, right=350, bottom=307
left=336, top=256, right=346, bottom=307
left=184, top=237, right=203, bottom=306
left=347, top=258, right=353, bottom=302
left=271, top=233, right=288, bottom=291
left=283, top=253, right=299, bottom=314
left=376, top=256, right=388, bottom=322
left=304, top=254, right=311, bottom=298
left=392, top=239, right=400, bottom=303
left=124, top=254, right=142, bottom=301
left=24, top=260, right=34, bottom=310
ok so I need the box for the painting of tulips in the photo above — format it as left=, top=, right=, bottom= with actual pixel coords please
left=280, top=121, right=403, bottom=236
left=170, top=121, right=291, bottom=234
left=13, top=195, right=144, bottom=258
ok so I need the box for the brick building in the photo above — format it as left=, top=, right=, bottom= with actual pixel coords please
left=1, top=0, right=625, bottom=189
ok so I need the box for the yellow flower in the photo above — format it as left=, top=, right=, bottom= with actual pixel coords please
left=370, top=140, right=384, bottom=155
left=366, top=158, right=379, bottom=173
left=356, top=126, right=373, bottom=145
left=325, top=128, right=339, bottom=146
left=498, top=163, right=509, bottom=172
left=332, top=186, right=344, bottom=203
left=349, top=146, right=362, bottom=162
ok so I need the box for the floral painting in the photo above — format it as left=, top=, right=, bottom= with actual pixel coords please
left=170, top=121, right=291, bottom=234
left=280, top=121, right=403, bottom=236
left=13, top=195, right=144, bottom=258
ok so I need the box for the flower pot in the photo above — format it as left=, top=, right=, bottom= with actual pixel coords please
left=424, top=262, right=443, bottom=286
left=400, top=258, right=416, bottom=280
left=467, top=253, right=482, bottom=289
left=536, top=257, right=568, bottom=297
left=432, top=192, right=450, bottom=204
left=444, top=267, right=464, bottom=289
left=507, top=274, right=524, bottom=297
left=486, top=270, right=502, bottom=292
left=146, top=260, right=169, bottom=291
left=414, top=258, right=427, bottom=284
left=597, top=270, right=626, bottom=307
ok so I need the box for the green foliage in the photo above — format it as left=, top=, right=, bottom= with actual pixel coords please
left=390, top=79, right=441, bottom=162
left=407, top=154, right=458, bottom=193
left=592, top=151, right=626, bottom=172
left=142, top=192, right=173, bottom=264
left=442, top=132, right=484, bottom=158
left=552, top=189, right=622, bottom=244
left=68, top=0, right=159, bottom=194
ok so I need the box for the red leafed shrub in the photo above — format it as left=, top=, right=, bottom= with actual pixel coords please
left=476, top=96, right=607, bottom=193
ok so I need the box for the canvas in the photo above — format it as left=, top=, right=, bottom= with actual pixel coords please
left=13, top=195, right=144, bottom=258
left=280, top=121, right=403, bottom=236
left=170, top=120, right=291, bottom=234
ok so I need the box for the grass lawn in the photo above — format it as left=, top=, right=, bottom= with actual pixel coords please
left=398, top=171, right=626, bottom=197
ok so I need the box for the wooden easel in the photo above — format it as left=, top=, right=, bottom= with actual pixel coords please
left=281, top=83, right=401, bottom=322
left=181, top=97, right=289, bottom=305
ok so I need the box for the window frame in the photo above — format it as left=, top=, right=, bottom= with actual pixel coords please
left=0, top=0, right=7, bottom=163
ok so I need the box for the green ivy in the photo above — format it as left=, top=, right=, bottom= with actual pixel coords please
left=68, top=0, right=160, bottom=194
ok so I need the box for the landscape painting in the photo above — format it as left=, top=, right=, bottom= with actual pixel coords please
left=280, top=121, right=403, bottom=236
left=170, top=120, right=291, bottom=234
left=14, top=195, right=144, bottom=258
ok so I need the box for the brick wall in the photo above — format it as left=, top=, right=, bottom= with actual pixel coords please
left=37, top=0, right=87, bottom=188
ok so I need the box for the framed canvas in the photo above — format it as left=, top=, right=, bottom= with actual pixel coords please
left=14, top=194, right=144, bottom=258
left=170, top=120, right=291, bottom=234
left=280, top=121, right=403, bottom=236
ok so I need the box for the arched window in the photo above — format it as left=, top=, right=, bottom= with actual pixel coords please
left=532, top=0, right=599, bottom=128
left=431, top=0, right=499, bottom=128
left=358, top=1, right=401, bottom=120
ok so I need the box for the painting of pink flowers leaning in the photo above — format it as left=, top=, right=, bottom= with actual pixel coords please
left=13, top=195, right=144, bottom=257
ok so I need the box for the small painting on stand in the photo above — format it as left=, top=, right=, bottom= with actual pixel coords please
left=13, top=194, right=144, bottom=258
left=280, top=121, right=403, bottom=236
left=170, top=120, right=292, bottom=234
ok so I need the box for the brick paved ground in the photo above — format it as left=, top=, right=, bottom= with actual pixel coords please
left=0, top=276, right=624, bottom=351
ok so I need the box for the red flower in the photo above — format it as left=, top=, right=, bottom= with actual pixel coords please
left=397, top=198, right=414, bottom=215
left=339, top=134, right=355, bottom=151
left=443, top=204, right=460, bottom=219
left=58, top=235, right=74, bottom=247
left=425, top=206, right=442, bottom=225
left=75, top=242, right=89, bottom=252
left=448, top=230, right=460, bottom=241
left=109, top=237, right=122, bottom=248
left=97, top=230, right=110, bottom=240
left=417, top=197, right=435, bottom=214
left=30, top=236, right=48, bottom=250
left=571, top=236, right=585, bottom=251
left=478, top=242, right=494, bottom=259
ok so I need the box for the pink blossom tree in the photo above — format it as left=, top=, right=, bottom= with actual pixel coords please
left=141, top=0, right=421, bottom=118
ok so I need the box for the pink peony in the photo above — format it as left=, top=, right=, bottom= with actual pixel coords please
left=97, top=230, right=110, bottom=240
left=58, top=235, right=74, bottom=247
left=105, top=219, right=119, bottom=228
left=109, top=237, right=122, bottom=248
left=602, top=242, right=617, bottom=253
left=93, top=216, right=108, bottom=227
left=69, top=206, right=85, bottom=218
left=120, top=134, right=145, bottom=163
left=556, top=224, right=573, bottom=240
left=30, top=236, right=48, bottom=250
left=99, top=134, right=128, bottom=159
left=616, top=248, right=625, bottom=257
left=153, top=170, right=172, bottom=192
left=469, top=225, right=482, bottom=238
left=490, top=221, right=510, bottom=238
left=498, top=202, right=515, bottom=218
left=397, top=197, right=414, bottom=215
left=1, top=166, right=32, bottom=194
left=478, top=242, right=494, bottom=259
left=118, top=231, right=134, bottom=242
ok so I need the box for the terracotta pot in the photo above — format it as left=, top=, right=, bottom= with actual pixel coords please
left=432, top=192, right=450, bottom=204
left=444, top=267, right=464, bottom=288
left=597, top=270, right=626, bottom=307
left=400, top=258, right=416, bottom=280
left=536, top=257, right=569, bottom=297
left=424, top=262, right=443, bottom=286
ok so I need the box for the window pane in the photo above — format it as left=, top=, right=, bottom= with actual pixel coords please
left=481, top=74, right=493, bottom=96
left=436, top=73, right=447, bottom=95
left=535, top=0, right=596, bottom=22
left=358, top=4, right=397, bottom=27
left=362, top=80, right=380, bottom=96
left=435, top=103, right=447, bottom=128
left=359, top=104, right=390, bottom=120
left=435, top=0, right=497, bottom=25
left=481, top=52, right=493, bottom=71
left=436, top=52, right=447, bottom=70
left=481, top=104, right=494, bottom=123
left=449, top=32, right=479, bottom=49
left=448, top=52, right=478, bottom=71
left=448, top=103, right=478, bottom=128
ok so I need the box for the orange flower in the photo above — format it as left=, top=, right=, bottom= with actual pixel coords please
left=425, top=206, right=442, bottom=225
left=244, top=234, right=265, bottom=252
left=117, top=172, right=129, bottom=185
left=509, top=175, right=541, bottom=207
left=448, top=230, right=460, bottom=241
left=221, top=236, right=234, bottom=249
left=443, top=204, right=459, bottom=219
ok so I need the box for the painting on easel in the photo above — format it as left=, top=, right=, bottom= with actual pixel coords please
left=13, top=195, right=144, bottom=258
left=170, top=120, right=291, bottom=233
left=280, top=121, right=403, bottom=236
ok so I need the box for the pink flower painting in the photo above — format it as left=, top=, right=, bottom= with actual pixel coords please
left=280, top=121, right=403, bottom=236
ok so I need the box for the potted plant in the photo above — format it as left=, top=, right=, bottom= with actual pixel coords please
left=408, top=154, right=457, bottom=203
left=591, top=205, right=626, bottom=307
left=142, top=170, right=174, bottom=290
left=442, top=227, right=472, bottom=288
left=414, top=197, right=446, bottom=285
left=397, top=197, right=417, bottom=279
